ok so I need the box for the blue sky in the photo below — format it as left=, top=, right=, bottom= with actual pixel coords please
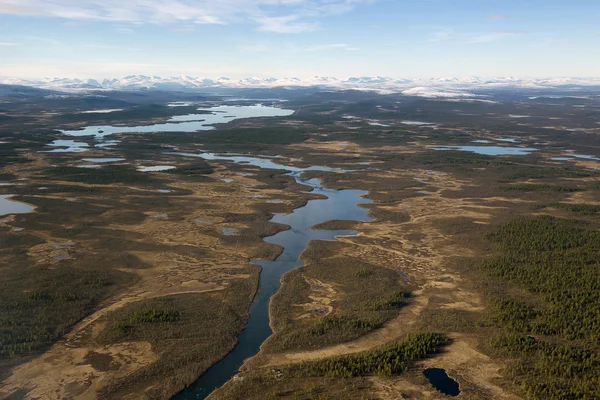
left=0, top=0, right=598, bottom=79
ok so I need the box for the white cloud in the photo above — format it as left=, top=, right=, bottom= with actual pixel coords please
left=0, top=42, right=18, bottom=46
left=0, top=0, right=374, bottom=33
left=115, top=27, right=134, bottom=34
left=256, top=15, right=318, bottom=33
left=172, top=26, right=195, bottom=33
left=0, top=59, right=255, bottom=79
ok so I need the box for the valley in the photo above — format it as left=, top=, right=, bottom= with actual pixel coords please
left=0, top=85, right=599, bottom=400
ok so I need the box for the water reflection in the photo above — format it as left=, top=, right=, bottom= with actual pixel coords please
left=434, top=145, right=537, bottom=156
left=60, top=105, right=294, bottom=138
left=0, top=195, right=35, bottom=216
left=173, top=154, right=371, bottom=400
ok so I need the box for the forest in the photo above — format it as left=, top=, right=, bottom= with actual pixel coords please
left=482, top=216, right=600, bottom=399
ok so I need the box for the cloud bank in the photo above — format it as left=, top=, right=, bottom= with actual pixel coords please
left=0, top=0, right=373, bottom=33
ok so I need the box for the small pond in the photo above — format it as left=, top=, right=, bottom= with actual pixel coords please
left=423, top=368, right=460, bottom=397
left=78, top=109, right=124, bottom=114
left=81, top=158, right=125, bottom=163
left=138, top=165, right=176, bottom=172
left=0, top=195, right=36, bottom=217
left=221, top=227, right=237, bottom=236
left=401, top=121, right=436, bottom=126
left=44, top=140, right=90, bottom=153
left=496, top=138, right=519, bottom=143
left=166, top=152, right=353, bottom=173
left=434, top=146, right=537, bottom=156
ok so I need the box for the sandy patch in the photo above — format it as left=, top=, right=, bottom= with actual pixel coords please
left=293, top=276, right=336, bottom=320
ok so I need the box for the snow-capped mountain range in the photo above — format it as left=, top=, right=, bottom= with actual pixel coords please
left=2, top=75, right=600, bottom=98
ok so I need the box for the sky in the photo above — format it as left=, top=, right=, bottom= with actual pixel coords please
left=0, top=0, right=599, bottom=80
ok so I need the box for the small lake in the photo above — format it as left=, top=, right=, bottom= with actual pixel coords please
left=221, top=227, right=237, bottom=236
left=81, top=158, right=125, bottom=163
left=401, top=121, right=436, bottom=126
left=0, top=195, right=35, bottom=217
left=44, top=140, right=90, bottom=153
left=423, top=368, right=460, bottom=396
left=434, top=146, right=537, bottom=156
left=496, top=138, right=519, bottom=143
left=173, top=154, right=371, bottom=400
left=166, top=151, right=352, bottom=173
left=571, top=154, right=600, bottom=161
left=95, top=140, right=121, bottom=149
left=77, top=164, right=101, bottom=169
left=59, top=105, right=295, bottom=139
left=78, top=109, right=124, bottom=114
left=138, top=165, right=176, bottom=172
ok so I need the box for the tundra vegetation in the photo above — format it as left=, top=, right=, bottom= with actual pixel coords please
left=0, top=87, right=599, bottom=399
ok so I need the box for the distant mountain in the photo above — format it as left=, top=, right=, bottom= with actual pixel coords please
left=2, top=75, right=599, bottom=98
left=0, top=83, right=66, bottom=98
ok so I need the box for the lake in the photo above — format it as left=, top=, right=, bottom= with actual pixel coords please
left=59, top=105, right=295, bottom=139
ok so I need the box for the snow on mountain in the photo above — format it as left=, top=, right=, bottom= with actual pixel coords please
left=2, top=75, right=600, bottom=98
left=401, top=86, right=474, bottom=98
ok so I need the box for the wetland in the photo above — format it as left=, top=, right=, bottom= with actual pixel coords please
left=0, top=85, right=599, bottom=400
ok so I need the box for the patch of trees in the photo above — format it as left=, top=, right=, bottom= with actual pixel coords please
left=287, top=332, right=447, bottom=378
left=0, top=267, right=131, bottom=359
left=482, top=216, right=600, bottom=399
left=500, top=184, right=582, bottom=192
left=45, top=165, right=155, bottom=185
left=550, top=202, right=600, bottom=216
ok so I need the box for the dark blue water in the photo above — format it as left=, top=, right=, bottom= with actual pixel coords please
left=173, top=161, right=371, bottom=399
left=423, top=368, right=460, bottom=397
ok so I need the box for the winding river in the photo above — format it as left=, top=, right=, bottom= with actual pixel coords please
left=171, top=152, right=372, bottom=399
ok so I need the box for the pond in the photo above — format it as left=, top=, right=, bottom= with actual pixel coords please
left=496, top=138, right=519, bottom=143
left=43, top=140, right=90, bottom=153
left=166, top=151, right=353, bottom=173
left=78, top=109, right=124, bottom=114
left=81, top=158, right=126, bottom=163
left=571, top=154, right=600, bottom=161
left=434, top=145, right=537, bottom=156
left=0, top=195, right=36, bottom=217
left=221, top=227, right=237, bottom=236
left=137, top=165, right=176, bottom=172
left=423, top=368, right=460, bottom=396
left=401, top=120, right=436, bottom=126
